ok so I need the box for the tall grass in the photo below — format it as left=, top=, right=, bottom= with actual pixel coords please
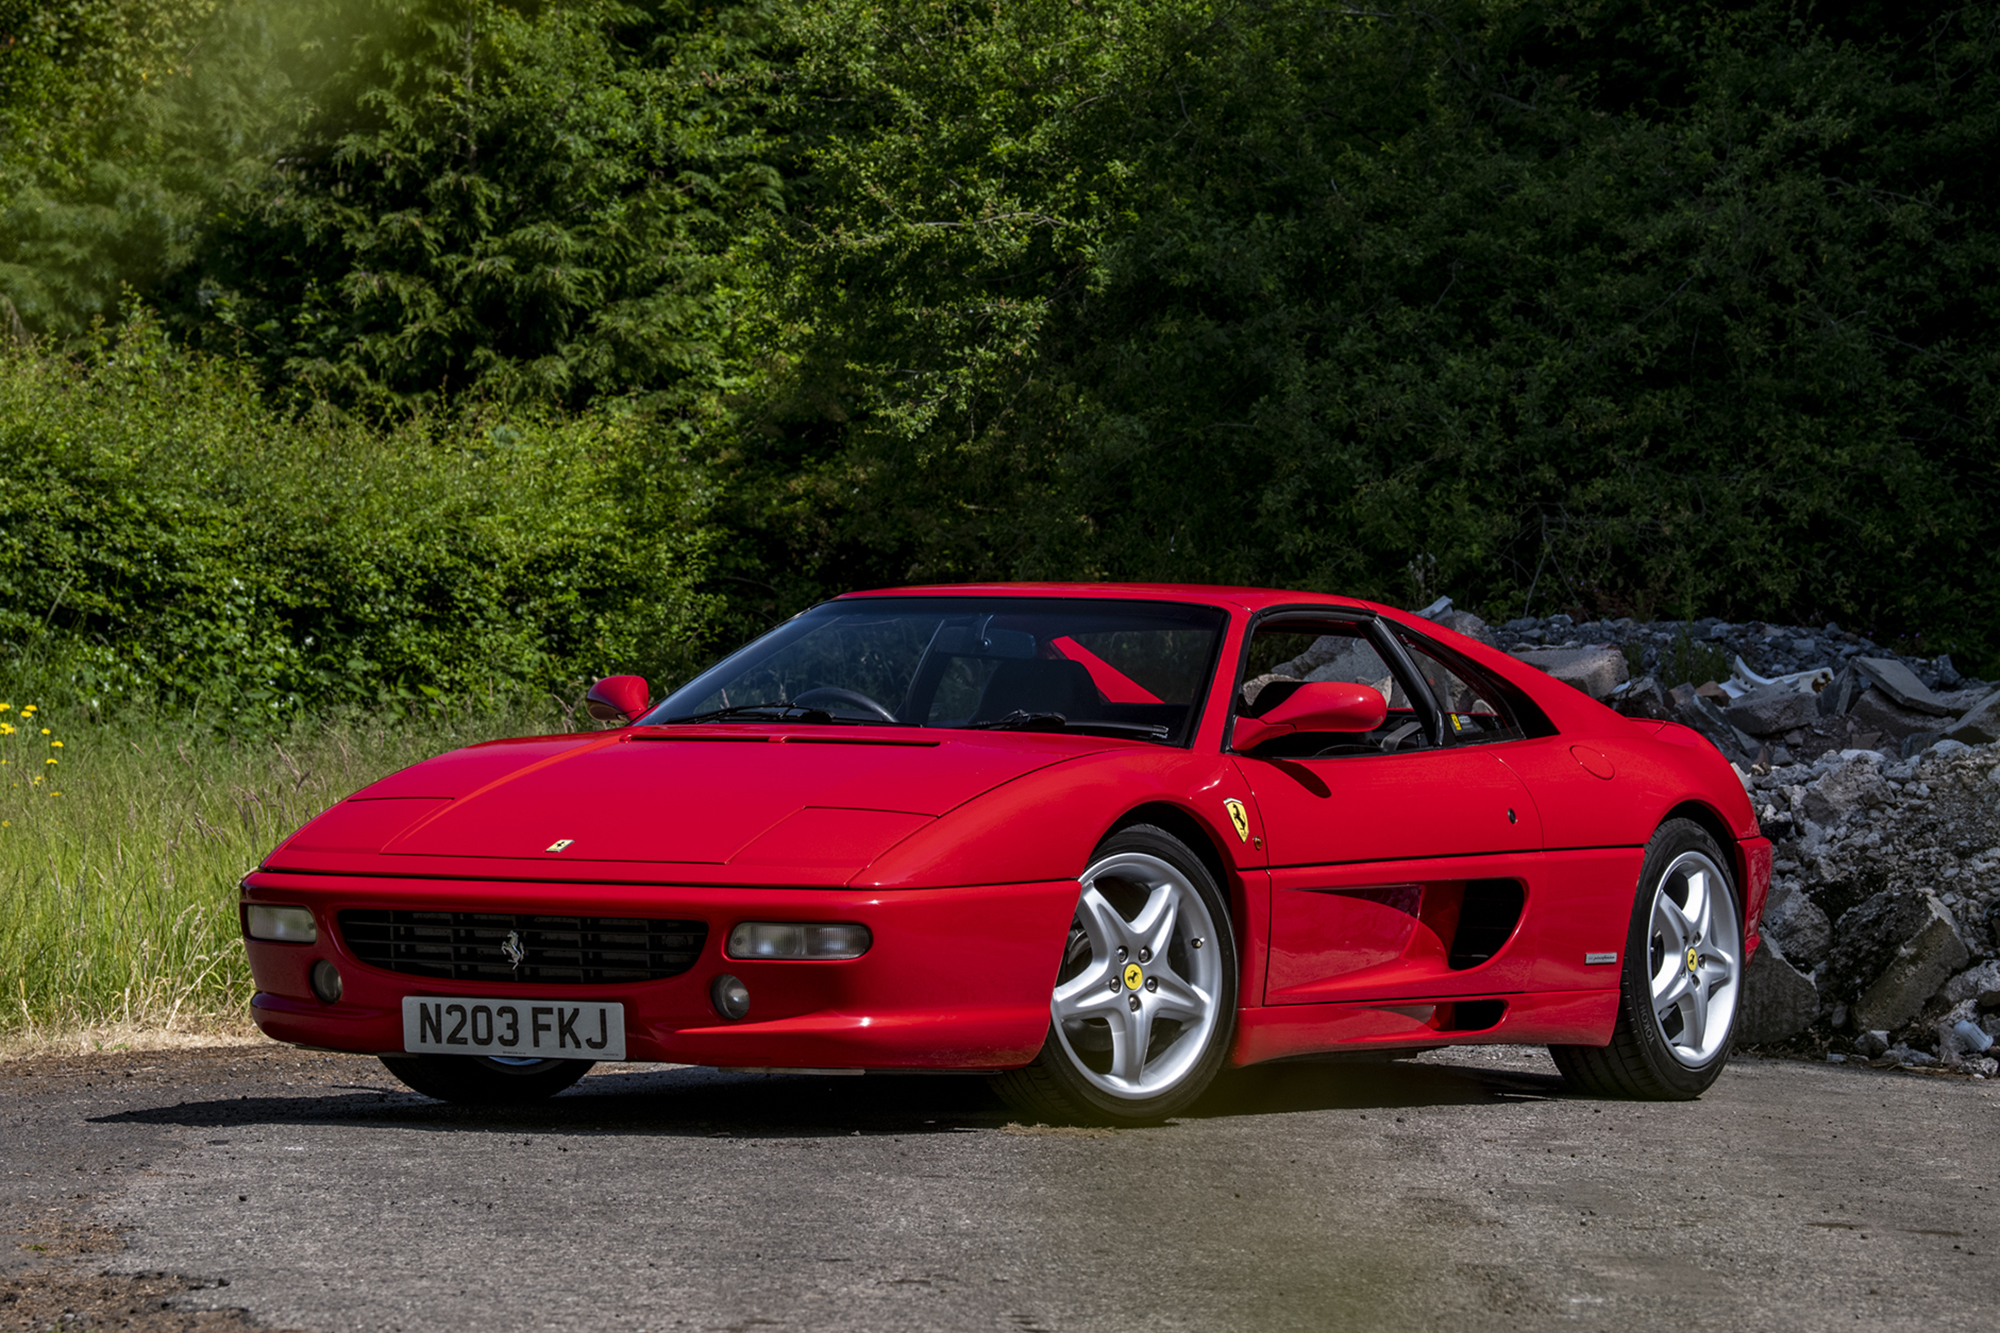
left=0, top=696, right=580, bottom=1039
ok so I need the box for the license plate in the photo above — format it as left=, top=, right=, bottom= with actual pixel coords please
left=401, top=997, right=625, bottom=1061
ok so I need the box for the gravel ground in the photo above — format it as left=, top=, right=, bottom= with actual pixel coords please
left=2, top=1043, right=1996, bottom=1332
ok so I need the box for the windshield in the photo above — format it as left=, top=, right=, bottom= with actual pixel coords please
left=645, top=597, right=1228, bottom=745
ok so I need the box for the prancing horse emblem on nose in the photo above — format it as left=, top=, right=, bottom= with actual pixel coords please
left=501, top=931, right=527, bottom=971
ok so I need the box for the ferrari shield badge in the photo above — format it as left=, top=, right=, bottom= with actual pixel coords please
left=1223, top=798, right=1250, bottom=844
left=545, top=838, right=574, bottom=853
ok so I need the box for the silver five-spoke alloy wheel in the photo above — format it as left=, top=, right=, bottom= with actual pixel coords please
left=1646, top=848, right=1742, bottom=1067
left=1051, top=850, right=1223, bottom=1099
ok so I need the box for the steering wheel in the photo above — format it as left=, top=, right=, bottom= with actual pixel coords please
left=791, top=686, right=899, bottom=723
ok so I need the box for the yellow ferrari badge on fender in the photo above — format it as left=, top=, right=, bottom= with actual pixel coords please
left=1224, top=798, right=1250, bottom=843
left=1124, top=963, right=1145, bottom=991
left=545, top=839, right=574, bottom=853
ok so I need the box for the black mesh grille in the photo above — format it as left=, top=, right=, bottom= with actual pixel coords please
left=339, top=910, right=706, bottom=984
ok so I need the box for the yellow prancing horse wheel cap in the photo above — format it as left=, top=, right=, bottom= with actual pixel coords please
left=1685, top=945, right=1700, bottom=973
left=1123, top=962, right=1145, bottom=991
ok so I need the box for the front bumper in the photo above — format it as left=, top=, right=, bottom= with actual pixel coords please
left=241, top=872, right=1079, bottom=1070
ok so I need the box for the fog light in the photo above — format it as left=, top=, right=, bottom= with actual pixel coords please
left=725, top=922, right=872, bottom=960
left=310, top=959, right=343, bottom=1004
left=246, top=904, right=317, bottom=943
left=711, top=974, right=751, bottom=1020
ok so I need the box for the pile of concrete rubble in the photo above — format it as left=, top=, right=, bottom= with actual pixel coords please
left=1419, top=599, right=2000, bottom=1073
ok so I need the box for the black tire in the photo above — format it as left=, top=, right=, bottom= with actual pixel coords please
left=380, top=1054, right=594, bottom=1106
left=1551, top=818, right=1743, bottom=1100
left=990, top=824, right=1238, bottom=1126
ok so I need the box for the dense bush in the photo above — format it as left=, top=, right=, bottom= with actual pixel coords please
left=0, top=315, right=719, bottom=717
left=6, top=1, right=2000, bottom=689
left=748, top=0, right=2000, bottom=666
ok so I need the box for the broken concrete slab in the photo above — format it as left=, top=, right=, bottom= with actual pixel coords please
left=1738, top=937, right=1819, bottom=1044
left=1851, top=897, right=1971, bottom=1033
left=1817, top=664, right=1865, bottom=717
left=1853, top=656, right=1953, bottom=716
left=1613, top=674, right=1671, bottom=721
left=1669, top=685, right=1760, bottom=762
left=1942, top=688, right=2000, bottom=745
left=1846, top=685, right=1941, bottom=747
left=1760, top=886, right=1832, bottom=969
left=1724, top=682, right=1820, bottom=737
left=1941, top=960, right=2000, bottom=1007
left=1435, top=609, right=1499, bottom=647
left=1512, top=646, right=1629, bottom=700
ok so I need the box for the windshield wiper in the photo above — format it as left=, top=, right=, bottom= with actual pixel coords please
left=963, top=710, right=1170, bottom=741
left=654, top=703, right=835, bottom=725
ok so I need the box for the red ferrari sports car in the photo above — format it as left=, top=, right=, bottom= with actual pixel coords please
left=241, top=585, right=1770, bottom=1123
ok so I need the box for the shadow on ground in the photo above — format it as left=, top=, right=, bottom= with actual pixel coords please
left=91, top=1054, right=1567, bottom=1139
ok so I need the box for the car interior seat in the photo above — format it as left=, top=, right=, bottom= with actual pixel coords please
left=973, top=658, right=1102, bottom=722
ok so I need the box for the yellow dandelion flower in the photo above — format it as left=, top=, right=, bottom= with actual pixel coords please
left=46, top=757, right=58, bottom=765
left=50, top=740, right=63, bottom=748
left=41, top=728, right=50, bottom=735
left=0, top=702, right=9, bottom=711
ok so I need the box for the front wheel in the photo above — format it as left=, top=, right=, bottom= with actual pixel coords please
left=991, top=824, right=1238, bottom=1125
left=1550, top=818, right=1743, bottom=1099
left=380, top=1054, right=594, bottom=1106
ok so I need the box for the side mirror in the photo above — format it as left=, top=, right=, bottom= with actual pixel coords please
left=585, top=674, right=651, bottom=723
left=1232, top=680, right=1388, bottom=752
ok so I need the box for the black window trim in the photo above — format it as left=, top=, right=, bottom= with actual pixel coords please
left=1389, top=620, right=1560, bottom=744
left=1224, top=605, right=1447, bottom=755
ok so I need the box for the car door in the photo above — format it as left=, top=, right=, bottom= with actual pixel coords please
left=1228, top=613, right=1544, bottom=1005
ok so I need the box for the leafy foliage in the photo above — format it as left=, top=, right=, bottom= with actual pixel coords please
left=0, top=312, right=720, bottom=717
left=6, top=0, right=2000, bottom=695
left=181, top=0, right=789, bottom=412
left=748, top=0, right=2000, bottom=666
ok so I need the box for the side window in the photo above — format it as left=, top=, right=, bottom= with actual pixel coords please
left=1237, top=620, right=1426, bottom=754
left=1396, top=633, right=1528, bottom=745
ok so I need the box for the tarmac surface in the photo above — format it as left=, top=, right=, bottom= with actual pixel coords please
left=2, top=1043, right=1996, bottom=1331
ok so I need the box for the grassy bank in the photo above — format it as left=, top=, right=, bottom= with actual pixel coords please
left=0, top=698, right=576, bottom=1041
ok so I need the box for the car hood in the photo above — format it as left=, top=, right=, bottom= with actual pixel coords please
left=267, top=726, right=1101, bottom=879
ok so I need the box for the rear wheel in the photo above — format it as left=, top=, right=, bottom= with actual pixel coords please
left=380, top=1054, right=593, bottom=1106
left=1551, top=818, right=1743, bottom=1099
left=991, top=825, right=1238, bottom=1126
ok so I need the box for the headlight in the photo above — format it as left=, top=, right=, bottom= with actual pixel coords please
left=245, top=904, right=318, bottom=943
left=725, top=921, right=872, bottom=960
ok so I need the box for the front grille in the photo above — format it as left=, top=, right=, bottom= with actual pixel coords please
left=339, top=910, right=707, bottom=984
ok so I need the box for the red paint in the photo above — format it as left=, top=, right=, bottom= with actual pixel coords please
left=241, top=583, right=1765, bottom=1074
left=1230, top=680, right=1387, bottom=752
left=1569, top=744, right=1616, bottom=780
left=585, top=674, right=651, bottom=722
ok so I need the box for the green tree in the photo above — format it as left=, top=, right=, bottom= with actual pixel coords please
left=178, top=0, right=788, bottom=413
left=745, top=0, right=2000, bottom=666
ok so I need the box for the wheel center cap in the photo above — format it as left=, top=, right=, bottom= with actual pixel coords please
left=1124, top=962, right=1145, bottom=991
left=1685, top=945, right=1700, bottom=974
